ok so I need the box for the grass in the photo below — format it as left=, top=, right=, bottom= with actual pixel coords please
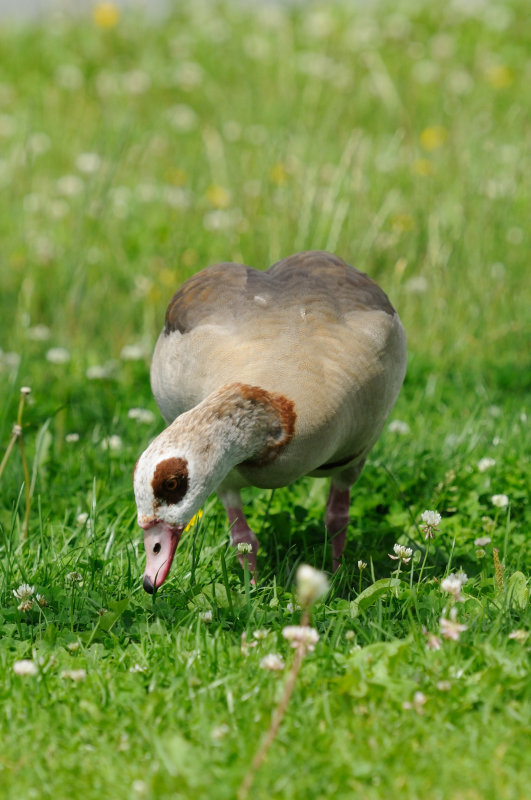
left=0, top=1, right=529, bottom=798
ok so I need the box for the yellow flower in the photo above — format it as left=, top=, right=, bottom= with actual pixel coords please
left=93, top=3, right=120, bottom=29
left=420, top=126, right=447, bottom=151
left=391, top=213, right=415, bottom=233
left=413, top=158, right=434, bottom=176
left=184, top=510, right=203, bottom=533
left=269, top=163, right=287, bottom=186
left=484, top=64, right=514, bottom=89
left=206, top=185, right=231, bottom=209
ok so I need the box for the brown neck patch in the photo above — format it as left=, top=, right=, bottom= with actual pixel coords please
left=151, top=457, right=189, bottom=505
left=220, top=383, right=296, bottom=466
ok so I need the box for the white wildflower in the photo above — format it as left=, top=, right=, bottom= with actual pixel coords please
left=389, top=543, right=413, bottom=563
left=13, top=583, right=34, bottom=601
left=260, top=653, right=285, bottom=671
left=474, top=536, right=491, bottom=547
left=199, top=610, right=213, bottom=623
left=129, top=663, right=147, bottom=673
left=508, top=630, right=528, bottom=643
left=120, top=344, right=146, bottom=361
left=388, top=419, right=410, bottom=434
left=286, top=601, right=301, bottom=613
left=491, top=494, right=509, bottom=508
left=101, top=435, right=123, bottom=451
left=65, top=433, right=80, bottom=443
left=18, top=600, right=34, bottom=612
left=441, top=572, right=467, bottom=601
left=60, top=668, right=86, bottom=682
left=282, top=625, right=319, bottom=651
left=252, top=629, right=269, bottom=640
left=477, top=457, right=496, bottom=472
left=56, top=174, right=84, bottom=197
left=357, top=560, right=367, bottom=570
left=439, top=615, right=467, bottom=641
left=66, top=571, right=83, bottom=583
left=76, top=512, right=89, bottom=525
left=35, top=594, right=47, bottom=607
left=128, top=408, right=156, bottom=424
left=27, top=324, right=51, bottom=341
left=211, top=723, right=230, bottom=740
left=295, top=564, right=329, bottom=607
left=46, top=347, right=70, bottom=364
left=75, top=152, right=102, bottom=174
left=420, top=509, right=441, bottom=539
left=236, top=542, right=252, bottom=554
left=13, top=659, right=38, bottom=676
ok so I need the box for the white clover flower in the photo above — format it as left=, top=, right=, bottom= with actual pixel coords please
left=252, top=629, right=269, bottom=640
left=66, top=571, right=83, bottom=583
left=295, top=564, right=329, bottom=607
left=260, top=653, right=285, bottom=671
left=67, top=642, right=80, bottom=652
left=46, top=347, right=70, bottom=364
left=389, top=543, right=413, bottom=563
left=120, top=344, right=146, bottom=361
left=199, top=610, right=213, bottom=623
left=13, top=659, right=38, bottom=676
left=388, top=419, right=410, bottom=434
left=65, top=433, right=80, bottom=443
left=441, top=572, right=467, bottom=601
left=420, top=509, right=441, bottom=539
left=76, top=512, right=89, bottom=525
left=439, top=615, right=467, bottom=641
left=128, top=408, right=156, bottom=424
left=282, top=625, right=319, bottom=651
left=18, top=600, right=34, bottom=612
left=101, top=435, right=123, bottom=451
left=13, top=583, right=35, bottom=601
left=477, top=457, right=496, bottom=472
left=236, top=542, right=252, bottom=554
left=508, top=630, right=528, bottom=643
left=129, top=663, right=147, bottom=673
left=56, top=174, right=84, bottom=197
left=474, top=536, right=491, bottom=547
left=35, top=594, right=47, bottom=607
left=75, top=152, right=102, bottom=174
left=60, top=668, right=87, bottom=682
left=211, top=723, right=230, bottom=740
left=357, top=560, right=367, bottom=570
left=491, top=494, right=509, bottom=508
left=286, top=601, right=301, bottom=613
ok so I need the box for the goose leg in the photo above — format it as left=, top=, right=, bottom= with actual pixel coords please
left=326, top=461, right=366, bottom=571
left=219, top=492, right=259, bottom=572
left=326, top=483, right=351, bottom=572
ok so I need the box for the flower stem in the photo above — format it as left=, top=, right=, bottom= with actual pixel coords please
left=237, top=610, right=310, bottom=800
left=417, top=539, right=430, bottom=585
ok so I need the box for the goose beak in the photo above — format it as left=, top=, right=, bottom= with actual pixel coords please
left=141, top=521, right=183, bottom=593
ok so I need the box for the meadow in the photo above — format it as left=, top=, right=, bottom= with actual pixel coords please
left=0, top=1, right=529, bottom=798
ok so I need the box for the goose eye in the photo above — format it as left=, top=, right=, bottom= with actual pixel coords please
left=151, top=457, right=189, bottom=505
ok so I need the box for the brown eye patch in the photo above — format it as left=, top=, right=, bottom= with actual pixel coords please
left=151, top=457, right=189, bottom=505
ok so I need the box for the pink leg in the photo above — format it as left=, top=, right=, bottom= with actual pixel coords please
left=325, top=484, right=351, bottom=572
left=226, top=507, right=259, bottom=573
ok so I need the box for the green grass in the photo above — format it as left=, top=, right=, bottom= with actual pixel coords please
left=0, top=1, right=529, bottom=798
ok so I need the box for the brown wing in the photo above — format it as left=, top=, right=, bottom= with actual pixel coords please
left=164, top=251, right=395, bottom=336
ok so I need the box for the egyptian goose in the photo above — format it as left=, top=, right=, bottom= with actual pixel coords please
left=134, top=251, right=407, bottom=593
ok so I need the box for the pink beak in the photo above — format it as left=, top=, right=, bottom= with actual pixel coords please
left=141, top=521, right=183, bottom=594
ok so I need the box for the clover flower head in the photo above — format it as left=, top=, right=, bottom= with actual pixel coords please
left=13, top=659, right=38, bottom=676
left=60, top=669, right=87, bottom=682
left=13, top=584, right=34, bottom=601
left=357, top=560, right=367, bottom=570
left=389, top=543, right=413, bottom=563
left=260, top=653, right=285, bottom=671
left=491, top=494, right=509, bottom=508
left=420, top=509, right=441, bottom=539
left=440, top=614, right=467, bottom=641
left=282, top=625, right=319, bottom=651
left=199, top=610, right=213, bottom=623
left=441, top=572, right=468, bottom=600
left=236, top=542, right=252, bottom=554
left=295, top=564, right=329, bottom=607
